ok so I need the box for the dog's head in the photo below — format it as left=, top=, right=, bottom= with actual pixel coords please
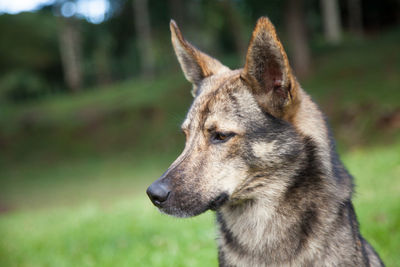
left=147, top=17, right=305, bottom=217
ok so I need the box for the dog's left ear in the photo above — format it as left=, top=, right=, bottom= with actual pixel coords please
left=170, top=20, right=229, bottom=96
left=243, top=17, right=299, bottom=119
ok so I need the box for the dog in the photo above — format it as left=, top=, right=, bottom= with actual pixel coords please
left=146, top=17, right=384, bottom=266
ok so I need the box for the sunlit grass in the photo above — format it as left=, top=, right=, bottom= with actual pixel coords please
left=346, top=140, right=400, bottom=266
left=0, top=197, right=217, bottom=267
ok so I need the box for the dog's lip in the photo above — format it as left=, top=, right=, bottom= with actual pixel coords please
left=209, top=192, right=229, bottom=211
left=155, top=192, right=229, bottom=217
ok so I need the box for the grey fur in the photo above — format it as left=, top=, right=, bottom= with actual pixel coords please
left=146, top=17, right=384, bottom=266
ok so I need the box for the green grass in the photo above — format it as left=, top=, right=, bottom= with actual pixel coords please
left=0, top=140, right=399, bottom=266
left=0, top=198, right=217, bottom=267
left=346, top=141, right=400, bottom=266
left=0, top=74, right=186, bottom=132
left=0, top=154, right=167, bottom=210
left=0, top=72, right=190, bottom=163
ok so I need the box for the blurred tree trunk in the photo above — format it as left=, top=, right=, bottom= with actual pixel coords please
left=94, top=35, right=112, bottom=86
left=132, top=0, right=155, bottom=78
left=320, top=0, right=342, bottom=44
left=220, top=0, right=247, bottom=60
left=347, top=0, right=363, bottom=35
left=58, top=17, right=83, bottom=92
left=285, top=0, right=311, bottom=78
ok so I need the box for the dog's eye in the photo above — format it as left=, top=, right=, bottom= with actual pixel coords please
left=211, top=132, right=235, bottom=144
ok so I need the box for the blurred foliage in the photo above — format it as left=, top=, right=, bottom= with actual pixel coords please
left=0, top=11, right=62, bottom=99
left=0, top=11, right=59, bottom=72
left=0, top=70, right=50, bottom=102
left=0, top=0, right=399, bottom=102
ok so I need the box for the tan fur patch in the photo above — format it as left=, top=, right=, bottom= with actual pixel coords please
left=251, top=140, right=276, bottom=158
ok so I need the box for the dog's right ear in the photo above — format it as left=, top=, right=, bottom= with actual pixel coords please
left=170, top=20, right=229, bottom=96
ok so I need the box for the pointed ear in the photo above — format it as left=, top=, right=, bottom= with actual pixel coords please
left=170, top=20, right=229, bottom=96
left=243, top=17, right=298, bottom=119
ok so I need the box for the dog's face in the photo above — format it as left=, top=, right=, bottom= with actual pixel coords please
left=147, top=18, right=303, bottom=217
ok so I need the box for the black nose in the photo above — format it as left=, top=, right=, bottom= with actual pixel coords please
left=146, top=181, right=170, bottom=207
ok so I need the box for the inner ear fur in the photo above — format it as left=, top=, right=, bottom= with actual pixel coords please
left=243, top=17, right=299, bottom=119
left=170, top=20, right=229, bottom=96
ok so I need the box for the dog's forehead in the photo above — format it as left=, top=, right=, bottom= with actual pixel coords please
left=200, top=70, right=240, bottom=94
left=182, top=70, right=263, bottom=131
left=181, top=71, right=239, bottom=129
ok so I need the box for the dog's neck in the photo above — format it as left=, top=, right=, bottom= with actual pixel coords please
left=217, top=193, right=331, bottom=266
left=216, top=135, right=349, bottom=266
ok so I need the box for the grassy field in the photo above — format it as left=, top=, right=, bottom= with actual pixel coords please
left=0, top=141, right=399, bottom=267
left=0, top=29, right=399, bottom=266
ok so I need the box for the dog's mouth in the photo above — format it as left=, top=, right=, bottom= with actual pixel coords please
left=154, top=191, right=230, bottom=218
left=208, top=192, right=229, bottom=211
